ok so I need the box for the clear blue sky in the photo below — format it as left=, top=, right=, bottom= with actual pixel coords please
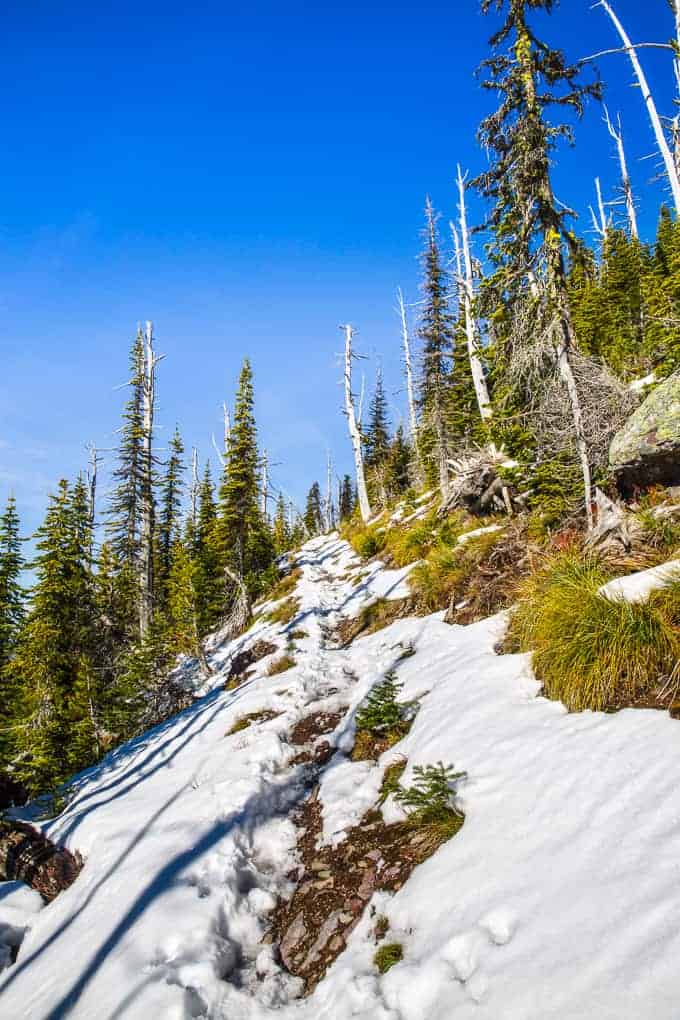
left=0, top=0, right=675, bottom=535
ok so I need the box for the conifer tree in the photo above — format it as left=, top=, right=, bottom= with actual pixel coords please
left=0, top=496, right=24, bottom=669
left=273, top=492, right=291, bottom=554
left=385, top=425, right=412, bottom=499
left=338, top=475, right=355, bottom=521
left=8, top=480, right=98, bottom=791
left=157, top=426, right=185, bottom=591
left=107, top=328, right=145, bottom=566
left=192, top=463, right=224, bottom=635
left=417, top=199, right=456, bottom=495
left=475, top=0, right=601, bottom=526
left=216, top=359, right=275, bottom=596
left=304, top=482, right=324, bottom=535
left=365, top=367, right=391, bottom=468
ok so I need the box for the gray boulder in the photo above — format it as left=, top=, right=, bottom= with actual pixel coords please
left=609, top=373, right=680, bottom=495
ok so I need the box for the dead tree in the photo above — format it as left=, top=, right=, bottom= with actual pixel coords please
left=325, top=449, right=334, bottom=532
left=456, top=166, right=493, bottom=423
left=396, top=287, right=424, bottom=484
left=85, top=441, right=101, bottom=558
left=604, top=107, right=639, bottom=239
left=0, top=821, right=82, bottom=903
left=595, top=1, right=680, bottom=215
left=342, top=324, right=372, bottom=523
left=139, top=321, right=161, bottom=640
left=589, top=176, right=609, bottom=241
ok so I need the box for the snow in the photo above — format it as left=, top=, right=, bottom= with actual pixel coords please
left=457, top=523, right=504, bottom=545
left=3, top=533, right=680, bottom=1018
left=600, top=558, right=680, bottom=603
left=628, top=372, right=656, bottom=392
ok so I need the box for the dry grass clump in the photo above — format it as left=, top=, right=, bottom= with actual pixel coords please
left=227, top=709, right=280, bottom=735
left=409, top=528, right=505, bottom=613
left=266, top=597, right=300, bottom=626
left=378, top=756, right=407, bottom=805
left=506, top=552, right=680, bottom=711
left=266, top=654, right=296, bottom=676
left=268, top=568, right=302, bottom=601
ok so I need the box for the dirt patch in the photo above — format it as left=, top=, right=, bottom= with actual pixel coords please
left=225, top=640, right=278, bottom=688
left=267, top=785, right=463, bottom=994
left=333, top=598, right=413, bottom=647
left=227, top=709, right=281, bottom=735
left=289, top=711, right=345, bottom=747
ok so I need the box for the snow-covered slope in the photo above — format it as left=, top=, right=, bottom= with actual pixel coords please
left=2, top=534, right=680, bottom=1019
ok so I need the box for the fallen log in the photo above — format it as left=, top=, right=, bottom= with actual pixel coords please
left=0, top=821, right=82, bottom=902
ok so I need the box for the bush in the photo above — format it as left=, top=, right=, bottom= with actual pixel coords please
left=266, top=654, right=296, bottom=676
left=266, top=597, right=300, bottom=625
left=355, top=672, right=405, bottom=734
left=507, top=552, right=680, bottom=711
left=373, top=942, right=403, bottom=974
left=354, top=528, right=387, bottom=560
left=394, top=761, right=466, bottom=854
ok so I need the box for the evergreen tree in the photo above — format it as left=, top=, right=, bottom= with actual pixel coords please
left=157, top=426, right=185, bottom=592
left=106, top=328, right=145, bottom=566
left=216, top=359, right=275, bottom=596
left=417, top=199, right=457, bottom=493
left=193, top=464, right=224, bottom=636
left=273, top=492, right=291, bottom=555
left=0, top=495, right=24, bottom=668
left=365, top=367, right=391, bottom=468
left=8, top=480, right=98, bottom=791
left=304, top=482, right=324, bottom=535
left=166, top=540, right=201, bottom=657
left=642, top=207, right=680, bottom=374
left=385, top=425, right=412, bottom=499
left=338, top=475, right=355, bottom=521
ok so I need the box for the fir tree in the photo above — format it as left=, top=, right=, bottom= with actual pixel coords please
left=365, top=367, right=391, bottom=468
left=417, top=199, right=457, bottom=493
left=0, top=495, right=24, bottom=668
left=157, top=426, right=185, bottom=591
left=216, top=359, right=275, bottom=596
left=385, top=425, right=412, bottom=499
left=338, top=475, right=355, bottom=521
left=106, top=328, right=145, bottom=566
left=304, top=482, right=324, bottom=535
left=273, top=492, right=291, bottom=555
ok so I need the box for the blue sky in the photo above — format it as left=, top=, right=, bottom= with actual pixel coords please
left=0, top=0, right=676, bottom=536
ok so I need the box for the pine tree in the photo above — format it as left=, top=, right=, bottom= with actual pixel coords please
left=385, top=425, right=412, bottom=500
left=304, top=482, right=324, bottom=535
left=192, top=464, right=224, bottom=635
left=338, top=475, right=355, bottom=521
left=157, top=426, right=185, bottom=592
left=216, top=359, right=275, bottom=596
left=0, top=496, right=24, bottom=668
left=273, top=492, right=291, bottom=554
left=417, top=199, right=457, bottom=494
left=106, top=328, right=145, bottom=566
left=365, top=367, right=391, bottom=468
left=8, top=480, right=98, bottom=792
left=475, top=0, right=601, bottom=526
left=166, top=540, right=201, bottom=657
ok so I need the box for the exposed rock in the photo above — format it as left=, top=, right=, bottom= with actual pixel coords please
left=225, top=640, right=278, bottom=688
left=610, top=373, right=680, bottom=495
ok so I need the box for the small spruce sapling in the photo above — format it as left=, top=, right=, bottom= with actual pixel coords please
left=355, top=672, right=406, bottom=735
left=395, top=762, right=467, bottom=827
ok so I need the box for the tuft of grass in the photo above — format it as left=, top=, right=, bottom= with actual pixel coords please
left=373, top=914, right=389, bottom=942
left=227, top=709, right=280, bottom=735
left=266, top=597, right=300, bottom=626
left=384, top=516, right=436, bottom=567
left=288, top=628, right=308, bottom=640
left=378, top=756, right=407, bottom=805
left=268, top=568, right=302, bottom=601
left=507, top=552, right=680, bottom=712
left=373, top=942, right=403, bottom=974
left=266, top=653, right=296, bottom=676
left=635, top=509, right=680, bottom=554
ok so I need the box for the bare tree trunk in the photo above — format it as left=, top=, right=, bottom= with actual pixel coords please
left=597, top=0, right=680, bottom=215
left=86, top=441, right=99, bottom=559
left=555, top=336, right=594, bottom=531
left=590, top=176, right=608, bottom=239
left=325, top=450, right=334, bottom=531
left=0, top=822, right=82, bottom=903
left=139, top=321, right=159, bottom=640
left=456, top=166, right=493, bottom=423
left=342, top=324, right=372, bottom=523
left=223, top=402, right=231, bottom=451
left=604, top=107, right=639, bottom=239
left=220, top=564, right=251, bottom=642
left=397, top=287, right=424, bottom=484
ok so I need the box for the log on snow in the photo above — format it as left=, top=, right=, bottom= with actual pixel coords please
left=0, top=821, right=82, bottom=903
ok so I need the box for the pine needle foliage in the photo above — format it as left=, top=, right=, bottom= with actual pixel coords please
left=395, top=762, right=467, bottom=852
left=355, top=672, right=406, bottom=735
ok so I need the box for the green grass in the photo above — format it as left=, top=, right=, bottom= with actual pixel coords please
left=266, top=597, right=300, bottom=625
left=373, top=942, right=403, bottom=974
left=266, top=653, right=296, bottom=676
left=267, top=568, right=301, bottom=601
left=507, top=552, right=680, bottom=712
left=227, top=710, right=280, bottom=735
left=409, top=528, right=504, bottom=612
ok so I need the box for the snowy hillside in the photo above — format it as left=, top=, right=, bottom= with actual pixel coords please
left=2, top=533, right=680, bottom=1019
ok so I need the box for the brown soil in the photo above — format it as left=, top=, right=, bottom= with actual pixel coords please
left=225, top=640, right=278, bottom=688
left=289, top=711, right=345, bottom=747
left=267, top=787, right=463, bottom=994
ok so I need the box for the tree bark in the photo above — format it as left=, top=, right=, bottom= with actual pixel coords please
left=604, top=107, right=639, bottom=239
left=597, top=0, right=680, bottom=216
left=397, top=287, right=424, bottom=484
left=342, top=324, right=372, bottom=523
left=0, top=821, right=82, bottom=903
left=139, top=321, right=158, bottom=640
left=456, top=167, right=493, bottom=423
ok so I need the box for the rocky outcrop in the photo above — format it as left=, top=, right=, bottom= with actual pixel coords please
left=610, top=374, right=680, bottom=495
left=0, top=822, right=82, bottom=902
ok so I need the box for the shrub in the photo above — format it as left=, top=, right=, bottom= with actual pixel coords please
left=507, top=552, right=680, bottom=711
left=355, top=672, right=405, bottom=734
left=354, top=528, right=387, bottom=560
left=266, top=597, right=300, bottom=626
left=266, top=653, right=296, bottom=676
left=395, top=761, right=466, bottom=854
left=373, top=942, right=403, bottom=974
left=385, top=517, right=436, bottom=567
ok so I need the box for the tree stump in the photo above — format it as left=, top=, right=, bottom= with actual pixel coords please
left=0, top=822, right=82, bottom=903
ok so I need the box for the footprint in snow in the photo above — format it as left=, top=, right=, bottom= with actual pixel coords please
left=479, top=907, right=517, bottom=946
